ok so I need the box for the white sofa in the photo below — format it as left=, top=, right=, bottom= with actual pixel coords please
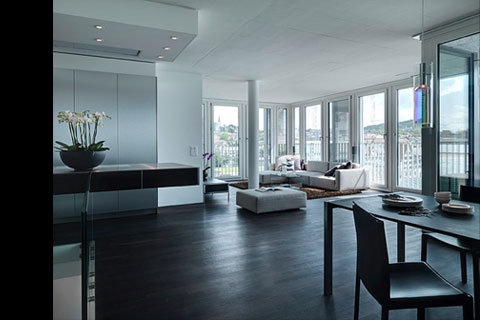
left=259, top=160, right=370, bottom=191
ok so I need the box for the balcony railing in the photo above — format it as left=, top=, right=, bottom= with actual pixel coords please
left=306, top=140, right=322, bottom=161
left=397, top=140, right=422, bottom=190
left=214, top=145, right=239, bottom=177
left=439, top=140, right=468, bottom=177
left=213, top=139, right=468, bottom=187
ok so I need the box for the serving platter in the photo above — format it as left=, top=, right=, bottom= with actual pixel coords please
left=442, top=203, right=474, bottom=214
left=382, top=196, right=423, bottom=208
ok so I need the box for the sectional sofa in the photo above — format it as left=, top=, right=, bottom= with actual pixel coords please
left=259, top=160, right=370, bottom=191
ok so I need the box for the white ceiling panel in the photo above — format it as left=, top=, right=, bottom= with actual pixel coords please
left=150, top=1, right=478, bottom=103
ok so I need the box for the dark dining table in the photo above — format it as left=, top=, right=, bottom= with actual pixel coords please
left=323, top=192, right=480, bottom=297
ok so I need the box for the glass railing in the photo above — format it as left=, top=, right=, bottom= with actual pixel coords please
left=53, top=171, right=95, bottom=320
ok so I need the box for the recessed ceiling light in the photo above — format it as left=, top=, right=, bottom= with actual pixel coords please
left=95, top=25, right=103, bottom=30
left=170, top=36, right=178, bottom=40
left=157, top=55, right=164, bottom=59
left=95, top=38, right=104, bottom=42
left=163, top=47, right=171, bottom=51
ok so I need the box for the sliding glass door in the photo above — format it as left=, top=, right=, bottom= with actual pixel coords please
left=358, top=92, right=387, bottom=188
left=395, top=86, right=422, bottom=190
left=438, top=33, right=479, bottom=198
left=305, top=104, right=322, bottom=161
left=212, top=105, right=241, bottom=179
left=328, top=98, right=351, bottom=162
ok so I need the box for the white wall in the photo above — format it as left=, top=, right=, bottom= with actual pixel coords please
left=156, top=66, right=203, bottom=207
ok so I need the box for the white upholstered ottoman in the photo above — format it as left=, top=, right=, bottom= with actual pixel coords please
left=236, top=187, right=307, bottom=214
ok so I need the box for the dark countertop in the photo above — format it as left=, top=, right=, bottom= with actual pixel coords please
left=53, top=163, right=200, bottom=195
left=53, top=162, right=198, bottom=174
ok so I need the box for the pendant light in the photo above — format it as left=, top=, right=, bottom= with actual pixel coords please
left=413, top=0, right=433, bottom=128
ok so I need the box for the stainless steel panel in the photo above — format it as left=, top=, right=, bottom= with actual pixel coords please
left=117, top=74, right=156, bottom=163
left=53, top=68, right=74, bottom=166
left=53, top=68, right=75, bottom=219
left=74, top=70, right=119, bottom=215
left=118, top=74, right=157, bottom=210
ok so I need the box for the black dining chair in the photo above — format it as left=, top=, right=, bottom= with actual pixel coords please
left=421, top=185, right=480, bottom=318
left=352, top=203, right=473, bottom=320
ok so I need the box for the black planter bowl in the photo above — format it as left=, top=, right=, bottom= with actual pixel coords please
left=59, top=150, right=107, bottom=171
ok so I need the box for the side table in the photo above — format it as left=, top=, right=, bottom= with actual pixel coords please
left=204, top=178, right=230, bottom=200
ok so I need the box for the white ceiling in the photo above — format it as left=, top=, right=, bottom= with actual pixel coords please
left=53, top=0, right=198, bottom=62
left=148, top=0, right=479, bottom=104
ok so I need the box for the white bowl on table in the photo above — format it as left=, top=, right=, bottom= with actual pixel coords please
left=434, top=191, right=451, bottom=204
left=435, top=197, right=451, bottom=204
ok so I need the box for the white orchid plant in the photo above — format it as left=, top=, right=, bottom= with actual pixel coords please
left=55, top=110, right=111, bottom=152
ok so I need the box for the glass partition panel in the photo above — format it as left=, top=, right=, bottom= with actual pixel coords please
left=305, top=104, right=322, bottom=161
left=396, top=87, right=422, bottom=190
left=329, top=99, right=350, bottom=162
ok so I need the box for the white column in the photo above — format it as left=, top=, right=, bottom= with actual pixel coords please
left=248, top=80, right=259, bottom=189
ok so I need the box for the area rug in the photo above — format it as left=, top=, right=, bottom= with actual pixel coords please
left=229, top=182, right=363, bottom=200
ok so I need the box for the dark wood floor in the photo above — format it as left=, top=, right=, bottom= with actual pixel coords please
left=54, top=188, right=477, bottom=319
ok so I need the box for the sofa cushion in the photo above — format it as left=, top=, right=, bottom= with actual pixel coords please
left=306, top=161, right=329, bottom=173
left=275, top=155, right=301, bottom=171
left=294, top=157, right=304, bottom=170
left=309, top=176, right=337, bottom=190
left=327, top=161, right=355, bottom=176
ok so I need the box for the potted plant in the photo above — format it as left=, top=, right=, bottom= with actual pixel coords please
left=202, top=152, right=215, bottom=181
left=55, top=110, right=111, bottom=171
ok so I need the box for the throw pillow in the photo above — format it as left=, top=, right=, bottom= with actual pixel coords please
left=275, top=155, right=289, bottom=170
left=293, top=157, right=303, bottom=170
left=284, top=158, right=295, bottom=171
left=325, top=165, right=340, bottom=177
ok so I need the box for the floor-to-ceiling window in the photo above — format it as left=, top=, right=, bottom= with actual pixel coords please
left=305, top=104, right=322, bottom=161
left=259, top=107, right=272, bottom=171
left=395, top=87, right=422, bottom=190
left=213, top=105, right=241, bottom=179
left=294, top=107, right=300, bottom=155
left=358, top=92, right=387, bottom=187
left=277, top=108, right=288, bottom=156
left=438, top=33, right=479, bottom=198
left=329, top=98, right=351, bottom=162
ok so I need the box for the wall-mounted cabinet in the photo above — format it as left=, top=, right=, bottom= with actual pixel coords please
left=53, top=68, right=157, bottom=221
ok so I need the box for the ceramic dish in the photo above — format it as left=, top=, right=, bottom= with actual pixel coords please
left=441, top=203, right=474, bottom=214
left=382, top=196, right=423, bottom=208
